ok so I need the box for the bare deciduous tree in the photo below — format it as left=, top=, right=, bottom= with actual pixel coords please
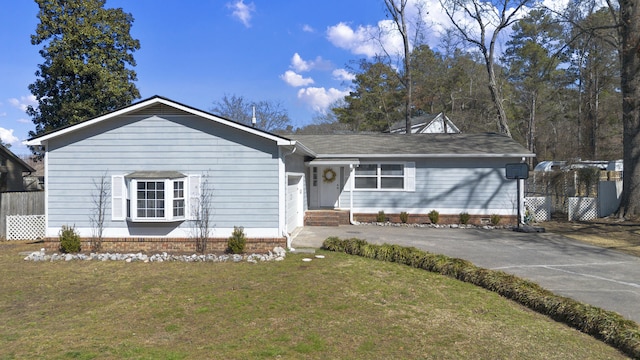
left=384, top=0, right=414, bottom=134
left=191, top=173, right=214, bottom=253
left=89, top=174, right=109, bottom=252
left=440, top=0, right=535, bottom=138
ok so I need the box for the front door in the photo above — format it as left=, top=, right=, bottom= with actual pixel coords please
left=319, top=166, right=340, bottom=208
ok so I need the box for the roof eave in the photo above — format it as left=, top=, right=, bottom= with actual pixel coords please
left=24, top=96, right=292, bottom=146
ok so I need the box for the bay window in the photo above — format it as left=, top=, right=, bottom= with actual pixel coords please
left=112, top=172, right=200, bottom=222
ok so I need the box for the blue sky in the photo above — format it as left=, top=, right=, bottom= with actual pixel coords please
left=0, top=0, right=562, bottom=155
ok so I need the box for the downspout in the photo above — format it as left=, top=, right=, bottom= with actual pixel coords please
left=282, top=145, right=297, bottom=250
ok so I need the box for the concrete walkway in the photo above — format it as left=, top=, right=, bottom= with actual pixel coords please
left=291, top=224, right=640, bottom=323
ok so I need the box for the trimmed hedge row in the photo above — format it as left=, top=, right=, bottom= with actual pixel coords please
left=322, top=237, right=640, bottom=358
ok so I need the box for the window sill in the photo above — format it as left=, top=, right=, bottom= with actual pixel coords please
left=127, top=218, right=186, bottom=223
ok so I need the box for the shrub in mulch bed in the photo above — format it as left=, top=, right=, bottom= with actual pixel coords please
left=322, top=236, right=640, bottom=359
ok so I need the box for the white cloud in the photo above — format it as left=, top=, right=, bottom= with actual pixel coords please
left=302, top=24, right=315, bottom=33
left=326, top=22, right=380, bottom=57
left=297, top=87, right=350, bottom=112
left=227, top=0, right=255, bottom=28
left=290, top=53, right=331, bottom=73
left=280, top=70, right=314, bottom=87
left=0, top=127, right=19, bottom=145
left=8, top=95, right=37, bottom=112
left=332, top=68, right=355, bottom=82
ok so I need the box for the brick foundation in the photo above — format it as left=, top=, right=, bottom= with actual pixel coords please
left=353, top=213, right=517, bottom=226
left=43, top=237, right=287, bottom=254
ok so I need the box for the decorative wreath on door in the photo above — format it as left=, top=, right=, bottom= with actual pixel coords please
left=322, top=168, right=337, bottom=183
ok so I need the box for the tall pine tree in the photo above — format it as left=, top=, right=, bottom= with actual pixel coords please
left=27, top=0, right=140, bottom=140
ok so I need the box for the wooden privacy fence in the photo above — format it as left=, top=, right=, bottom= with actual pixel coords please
left=0, top=191, right=45, bottom=239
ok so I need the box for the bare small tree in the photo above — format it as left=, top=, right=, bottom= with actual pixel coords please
left=191, top=173, right=214, bottom=253
left=89, top=173, right=109, bottom=252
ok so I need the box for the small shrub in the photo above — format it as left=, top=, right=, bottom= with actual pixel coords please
left=376, top=210, right=386, bottom=223
left=490, top=214, right=501, bottom=226
left=59, top=225, right=81, bottom=253
left=459, top=212, right=471, bottom=225
left=227, top=226, right=246, bottom=254
left=399, top=211, right=409, bottom=223
left=428, top=210, right=440, bottom=224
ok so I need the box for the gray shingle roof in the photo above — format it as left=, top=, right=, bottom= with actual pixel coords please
left=289, top=133, right=533, bottom=158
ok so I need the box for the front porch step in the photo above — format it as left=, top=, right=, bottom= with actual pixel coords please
left=304, top=210, right=350, bottom=226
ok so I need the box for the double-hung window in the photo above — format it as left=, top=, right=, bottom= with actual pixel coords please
left=354, top=163, right=414, bottom=191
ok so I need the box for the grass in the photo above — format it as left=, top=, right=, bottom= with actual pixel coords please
left=0, top=241, right=629, bottom=359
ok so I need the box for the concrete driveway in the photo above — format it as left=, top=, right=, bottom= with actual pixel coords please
left=292, top=225, right=640, bottom=324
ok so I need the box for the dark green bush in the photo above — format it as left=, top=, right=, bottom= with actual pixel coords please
left=490, top=214, right=501, bottom=226
left=59, top=225, right=81, bottom=253
left=428, top=210, right=439, bottom=224
left=227, top=226, right=246, bottom=254
left=399, top=211, right=409, bottom=223
left=459, top=212, right=471, bottom=224
left=376, top=210, right=386, bottom=223
left=320, top=236, right=640, bottom=358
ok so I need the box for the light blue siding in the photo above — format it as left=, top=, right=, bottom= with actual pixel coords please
left=46, top=114, right=281, bottom=233
left=339, top=158, right=518, bottom=214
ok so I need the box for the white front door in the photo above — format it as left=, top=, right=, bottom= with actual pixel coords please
left=319, top=166, right=340, bottom=208
left=286, top=175, right=303, bottom=233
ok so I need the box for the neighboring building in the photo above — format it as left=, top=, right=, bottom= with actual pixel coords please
left=26, top=96, right=533, bottom=253
left=0, top=144, right=36, bottom=192
left=387, top=113, right=461, bottom=134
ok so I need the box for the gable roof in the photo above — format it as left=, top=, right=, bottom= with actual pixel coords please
left=387, top=112, right=461, bottom=134
left=289, top=133, right=534, bottom=158
left=0, top=144, right=35, bottom=173
left=25, top=95, right=295, bottom=147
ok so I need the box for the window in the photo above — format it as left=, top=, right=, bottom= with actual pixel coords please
left=354, top=163, right=413, bottom=190
left=112, top=172, right=200, bottom=222
left=137, top=180, right=165, bottom=218
left=173, top=180, right=185, bottom=217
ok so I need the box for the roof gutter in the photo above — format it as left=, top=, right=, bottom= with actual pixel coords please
left=313, top=153, right=536, bottom=159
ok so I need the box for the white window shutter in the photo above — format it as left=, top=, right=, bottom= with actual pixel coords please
left=111, top=175, right=126, bottom=221
left=405, top=162, right=415, bottom=192
left=188, top=174, right=201, bottom=220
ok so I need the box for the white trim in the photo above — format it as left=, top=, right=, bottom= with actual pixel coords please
left=43, top=147, right=49, bottom=232
left=46, top=227, right=281, bottom=239
left=278, top=148, right=286, bottom=237
left=308, top=158, right=360, bottom=166
left=25, top=96, right=296, bottom=147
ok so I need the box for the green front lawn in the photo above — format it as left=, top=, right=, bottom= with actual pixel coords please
left=0, top=242, right=627, bottom=359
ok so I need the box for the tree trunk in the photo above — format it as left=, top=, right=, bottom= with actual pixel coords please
left=528, top=94, right=536, bottom=167
left=485, top=55, right=512, bottom=137
left=619, top=0, right=640, bottom=218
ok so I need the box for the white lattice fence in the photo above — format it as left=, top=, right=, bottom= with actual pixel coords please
left=6, top=215, right=46, bottom=240
left=567, top=197, right=597, bottom=221
left=524, top=197, right=551, bottom=222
